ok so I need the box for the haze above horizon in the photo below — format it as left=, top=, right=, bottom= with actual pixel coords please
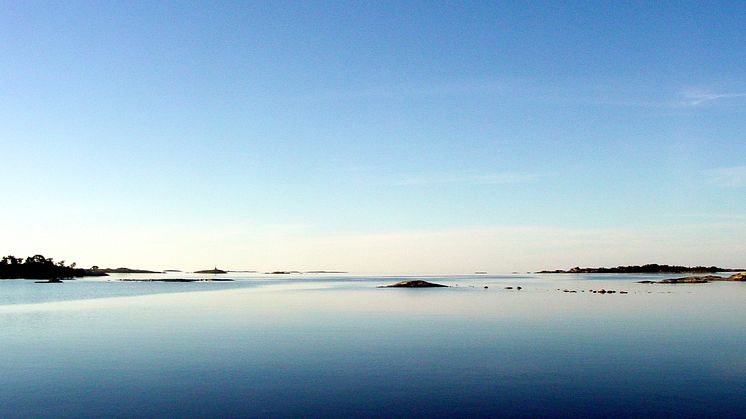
left=2, top=2, right=745, bottom=273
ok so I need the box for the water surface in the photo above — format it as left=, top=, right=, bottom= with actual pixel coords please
left=1, top=273, right=744, bottom=417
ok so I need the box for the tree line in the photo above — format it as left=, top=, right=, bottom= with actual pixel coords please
left=0, top=254, right=98, bottom=279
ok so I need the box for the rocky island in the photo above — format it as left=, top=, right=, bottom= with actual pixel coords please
left=639, top=272, right=746, bottom=284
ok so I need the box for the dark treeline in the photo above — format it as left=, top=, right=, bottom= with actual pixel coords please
left=0, top=255, right=105, bottom=279
left=539, top=264, right=725, bottom=274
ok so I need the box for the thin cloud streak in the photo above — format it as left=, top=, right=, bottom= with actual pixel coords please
left=682, top=90, right=746, bottom=106
left=398, top=172, right=540, bottom=186
left=706, top=165, right=746, bottom=187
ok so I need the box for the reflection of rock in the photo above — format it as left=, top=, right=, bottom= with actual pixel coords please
left=380, top=280, right=447, bottom=288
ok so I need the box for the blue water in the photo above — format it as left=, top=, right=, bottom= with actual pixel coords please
left=1, top=273, right=745, bottom=417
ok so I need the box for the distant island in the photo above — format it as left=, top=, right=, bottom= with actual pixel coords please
left=305, top=271, right=347, bottom=274
left=1, top=254, right=107, bottom=280
left=98, top=267, right=163, bottom=274
left=194, top=268, right=227, bottom=274
left=164, top=269, right=182, bottom=272
left=538, top=264, right=731, bottom=274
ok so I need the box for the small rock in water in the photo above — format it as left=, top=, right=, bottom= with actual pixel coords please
left=380, top=280, right=448, bottom=288
left=516, top=286, right=522, bottom=290
left=620, top=291, right=628, bottom=294
left=505, top=286, right=513, bottom=289
left=484, top=286, right=489, bottom=289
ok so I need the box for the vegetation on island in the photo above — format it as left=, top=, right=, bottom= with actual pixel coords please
left=0, top=255, right=107, bottom=280
left=538, top=264, right=727, bottom=274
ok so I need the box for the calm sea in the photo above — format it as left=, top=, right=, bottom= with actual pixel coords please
left=1, top=273, right=745, bottom=418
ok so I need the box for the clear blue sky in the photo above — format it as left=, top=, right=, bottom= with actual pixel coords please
left=2, top=1, right=745, bottom=272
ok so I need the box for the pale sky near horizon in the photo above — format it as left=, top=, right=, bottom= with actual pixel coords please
left=2, top=2, right=745, bottom=273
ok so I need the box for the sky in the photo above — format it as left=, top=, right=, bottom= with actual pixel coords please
left=1, top=1, right=745, bottom=273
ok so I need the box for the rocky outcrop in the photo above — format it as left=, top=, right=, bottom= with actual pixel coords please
left=379, top=280, right=448, bottom=288
left=658, top=276, right=719, bottom=283
left=639, top=273, right=746, bottom=284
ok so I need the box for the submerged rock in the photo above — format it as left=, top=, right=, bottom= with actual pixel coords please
left=380, top=280, right=448, bottom=288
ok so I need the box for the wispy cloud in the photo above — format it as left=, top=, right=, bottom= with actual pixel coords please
left=706, top=165, right=746, bottom=187
left=681, top=89, right=746, bottom=106
left=398, top=172, right=539, bottom=186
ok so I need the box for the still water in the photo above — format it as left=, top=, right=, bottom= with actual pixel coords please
left=1, top=273, right=745, bottom=417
